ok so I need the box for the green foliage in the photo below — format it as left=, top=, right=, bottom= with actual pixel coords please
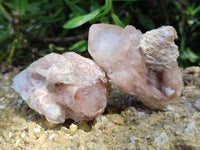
left=49, top=44, right=65, bottom=52
left=0, top=0, right=199, bottom=67
left=69, top=40, right=88, bottom=53
left=132, top=9, right=154, bottom=30
left=63, top=8, right=101, bottom=29
left=111, top=13, right=125, bottom=27
left=63, top=0, right=112, bottom=29
left=13, top=0, right=28, bottom=14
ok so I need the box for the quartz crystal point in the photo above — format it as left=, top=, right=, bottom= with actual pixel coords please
left=88, top=24, right=182, bottom=109
left=12, top=52, right=109, bottom=123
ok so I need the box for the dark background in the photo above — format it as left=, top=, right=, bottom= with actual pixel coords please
left=0, top=0, right=199, bottom=67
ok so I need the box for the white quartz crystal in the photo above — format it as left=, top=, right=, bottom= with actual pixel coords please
left=12, top=52, right=109, bottom=123
left=88, top=24, right=182, bottom=109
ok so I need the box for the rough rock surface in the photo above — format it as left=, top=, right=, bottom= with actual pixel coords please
left=11, top=52, right=109, bottom=123
left=88, top=24, right=182, bottom=109
left=0, top=66, right=199, bottom=150
left=139, top=26, right=179, bottom=71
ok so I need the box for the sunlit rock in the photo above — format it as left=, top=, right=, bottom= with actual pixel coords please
left=12, top=52, right=109, bottom=123
left=88, top=24, right=182, bottom=109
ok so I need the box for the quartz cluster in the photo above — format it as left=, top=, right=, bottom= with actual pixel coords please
left=88, top=24, right=182, bottom=109
left=12, top=24, right=182, bottom=124
left=12, top=52, right=109, bottom=123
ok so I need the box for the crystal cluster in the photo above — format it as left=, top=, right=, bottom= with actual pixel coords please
left=12, top=52, right=109, bottom=123
left=12, top=24, right=182, bottom=124
left=88, top=24, right=182, bottom=109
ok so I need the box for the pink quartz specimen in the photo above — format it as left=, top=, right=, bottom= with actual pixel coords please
left=88, top=24, right=182, bottom=109
left=12, top=52, right=109, bottom=123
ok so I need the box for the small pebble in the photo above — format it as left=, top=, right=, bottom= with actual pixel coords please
left=110, top=114, right=124, bottom=125
left=194, top=99, right=200, bottom=111
left=69, top=123, right=78, bottom=135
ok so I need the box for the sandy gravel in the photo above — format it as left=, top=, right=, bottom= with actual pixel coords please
left=0, top=66, right=200, bottom=150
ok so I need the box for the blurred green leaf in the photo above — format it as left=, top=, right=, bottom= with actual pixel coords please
left=134, top=10, right=154, bottom=30
left=26, top=1, right=45, bottom=13
left=112, top=0, right=139, bottom=1
left=172, top=1, right=181, bottom=11
left=181, top=48, right=200, bottom=63
left=0, top=30, right=11, bottom=43
left=192, top=5, right=200, bottom=16
left=90, top=1, right=101, bottom=11
left=0, top=4, right=12, bottom=21
left=49, top=44, right=65, bottom=51
left=0, top=24, right=13, bottom=43
left=38, top=8, right=65, bottom=23
left=179, top=29, right=186, bottom=51
left=111, top=13, right=125, bottom=27
left=64, top=0, right=85, bottom=15
left=63, top=8, right=101, bottom=29
left=13, top=0, right=28, bottom=14
left=92, top=0, right=112, bottom=22
left=69, top=40, right=87, bottom=52
left=99, top=16, right=109, bottom=23
left=185, top=2, right=200, bottom=16
left=63, top=0, right=113, bottom=29
left=0, top=50, right=9, bottom=60
left=0, top=0, right=5, bottom=4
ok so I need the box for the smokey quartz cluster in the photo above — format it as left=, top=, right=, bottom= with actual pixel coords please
left=88, top=24, right=182, bottom=109
left=12, top=52, right=109, bottom=123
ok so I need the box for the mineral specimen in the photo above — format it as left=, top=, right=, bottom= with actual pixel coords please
left=88, top=24, right=182, bottom=109
left=12, top=52, right=109, bottom=123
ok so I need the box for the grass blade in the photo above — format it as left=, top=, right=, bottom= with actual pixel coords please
left=63, top=8, right=101, bottom=29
